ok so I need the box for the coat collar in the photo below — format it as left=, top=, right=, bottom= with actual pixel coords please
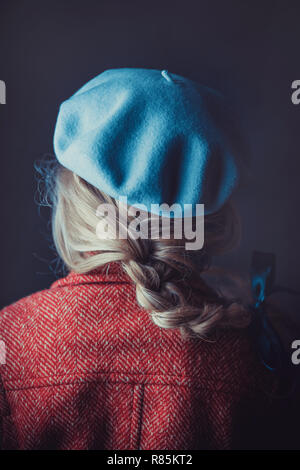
left=50, top=262, right=131, bottom=289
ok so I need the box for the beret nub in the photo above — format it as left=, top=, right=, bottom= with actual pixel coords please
left=54, top=68, right=239, bottom=217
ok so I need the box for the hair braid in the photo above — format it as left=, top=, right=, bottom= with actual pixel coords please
left=38, top=162, right=252, bottom=338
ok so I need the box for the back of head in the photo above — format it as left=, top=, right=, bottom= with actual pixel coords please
left=45, top=67, right=251, bottom=338
left=41, top=163, right=251, bottom=338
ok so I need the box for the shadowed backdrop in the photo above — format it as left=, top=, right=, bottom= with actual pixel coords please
left=0, top=0, right=299, bottom=321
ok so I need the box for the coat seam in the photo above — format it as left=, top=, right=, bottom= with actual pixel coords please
left=1, top=373, right=258, bottom=392
left=129, top=384, right=145, bottom=450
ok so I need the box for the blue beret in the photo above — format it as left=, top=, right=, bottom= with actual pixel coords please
left=53, top=68, right=239, bottom=217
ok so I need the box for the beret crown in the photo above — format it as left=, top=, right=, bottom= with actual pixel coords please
left=54, top=68, right=239, bottom=216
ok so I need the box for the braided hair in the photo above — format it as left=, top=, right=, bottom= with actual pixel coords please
left=37, top=161, right=251, bottom=338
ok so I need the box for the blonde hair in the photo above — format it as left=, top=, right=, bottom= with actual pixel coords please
left=39, top=161, right=251, bottom=338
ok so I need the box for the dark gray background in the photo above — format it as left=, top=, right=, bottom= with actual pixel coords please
left=0, top=0, right=299, bottom=318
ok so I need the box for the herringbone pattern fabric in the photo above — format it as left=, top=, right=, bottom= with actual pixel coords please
left=0, top=262, right=274, bottom=450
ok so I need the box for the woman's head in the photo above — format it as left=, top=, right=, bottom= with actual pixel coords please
left=40, top=161, right=250, bottom=338
left=54, top=68, right=240, bottom=218
left=47, top=68, right=249, bottom=337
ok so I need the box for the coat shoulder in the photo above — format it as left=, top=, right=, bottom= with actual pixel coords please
left=0, top=287, right=54, bottom=328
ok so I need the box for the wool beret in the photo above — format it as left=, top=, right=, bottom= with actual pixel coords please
left=53, top=68, right=239, bottom=217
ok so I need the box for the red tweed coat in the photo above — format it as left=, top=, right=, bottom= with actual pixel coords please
left=0, top=262, right=276, bottom=450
